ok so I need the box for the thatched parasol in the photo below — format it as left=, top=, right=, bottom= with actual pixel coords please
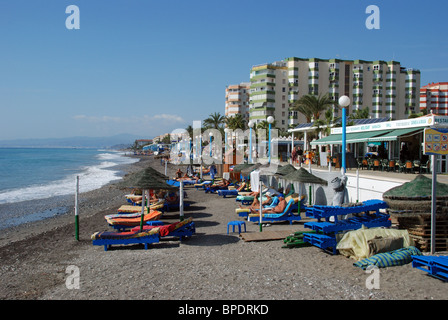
left=118, top=166, right=172, bottom=190
left=118, top=166, right=178, bottom=231
left=274, top=164, right=296, bottom=176
left=240, top=163, right=263, bottom=176
left=232, top=163, right=254, bottom=173
left=383, top=174, right=448, bottom=214
left=283, top=168, right=328, bottom=186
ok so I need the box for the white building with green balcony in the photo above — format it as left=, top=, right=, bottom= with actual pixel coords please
left=247, top=57, right=421, bottom=129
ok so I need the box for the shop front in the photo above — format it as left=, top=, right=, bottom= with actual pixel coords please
left=309, top=115, right=448, bottom=173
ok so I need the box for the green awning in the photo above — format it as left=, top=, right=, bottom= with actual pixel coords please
left=310, top=133, right=342, bottom=145
left=311, top=130, right=392, bottom=145
left=367, top=128, right=423, bottom=142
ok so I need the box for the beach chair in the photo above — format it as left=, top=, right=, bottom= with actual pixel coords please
left=91, top=227, right=161, bottom=251
left=105, top=210, right=163, bottom=231
left=131, top=217, right=196, bottom=241
left=92, top=218, right=195, bottom=251
left=194, top=181, right=212, bottom=190
left=247, top=199, right=301, bottom=225
left=305, top=199, right=388, bottom=222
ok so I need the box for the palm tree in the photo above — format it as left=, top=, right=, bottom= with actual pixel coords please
left=225, top=114, right=246, bottom=130
left=290, top=93, right=335, bottom=122
left=313, top=108, right=340, bottom=136
left=185, top=125, right=193, bottom=139
left=256, top=119, right=276, bottom=131
left=203, top=112, right=225, bottom=130
left=349, top=106, right=370, bottom=120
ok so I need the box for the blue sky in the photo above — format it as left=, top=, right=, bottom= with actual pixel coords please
left=0, top=0, right=447, bottom=140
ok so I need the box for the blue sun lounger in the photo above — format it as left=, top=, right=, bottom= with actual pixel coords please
left=92, top=218, right=195, bottom=251
left=247, top=199, right=301, bottom=225
left=217, top=189, right=239, bottom=198
left=412, top=255, right=448, bottom=281
left=305, top=199, right=388, bottom=222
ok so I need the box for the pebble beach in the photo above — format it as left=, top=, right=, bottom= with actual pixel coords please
left=0, top=155, right=447, bottom=303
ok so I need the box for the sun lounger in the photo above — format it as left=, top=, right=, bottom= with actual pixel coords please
left=247, top=199, right=301, bottom=225
left=412, top=255, right=448, bottom=281
left=91, top=227, right=161, bottom=251
left=194, top=181, right=212, bottom=190
left=304, top=212, right=391, bottom=233
left=131, top=217, right=195, bottom=240
left=305, top=199, right=388, bottom=222
left=92, top=218, right=195, bottom=251
left=106, top=210, right=162, bottom=231
left=125, top=194, right=143, bottom=205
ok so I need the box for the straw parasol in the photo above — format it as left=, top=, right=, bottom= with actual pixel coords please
left=283, top=168, right=328, bottom=186
left=383, top=174, right=448, bottom=214
left=232, top=163, right=254, bottom=173
left=282, top=168, right=328, bottom=205
left=118, top=166, right=177, bottom=231
left=274, top=164, right=296, bottom=176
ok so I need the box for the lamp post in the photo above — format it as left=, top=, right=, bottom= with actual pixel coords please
left=209, top=132, right=213, bottom=158
left=338, top=95, right=350, bottom=174
left=224, top=128, right=229, bottom=164
left=248, top=120, right=254, bottom=163
left=267, top=116, right=274, bottom=163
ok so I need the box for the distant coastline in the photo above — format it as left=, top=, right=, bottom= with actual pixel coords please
left=0, top=133, right=141, bottom=149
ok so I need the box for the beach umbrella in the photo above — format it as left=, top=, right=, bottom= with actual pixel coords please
left=232, top=163, right=254, bottom=173
left=283, top=168, right=328, bottom=206
left=274, top=164, right=296, bottom=176
left=283, top=168, right=328, bottom=186
left=118, top=167, right=177, bottom=231
left=383, top=174, right=448, bottom=212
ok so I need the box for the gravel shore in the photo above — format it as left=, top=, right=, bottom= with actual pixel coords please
left=0, top=156, right=446, bottom=303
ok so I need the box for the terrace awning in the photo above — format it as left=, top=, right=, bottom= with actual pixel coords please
left=367, top=128, right=423, bottom=142
left=311, top=130, right=392, bottom=146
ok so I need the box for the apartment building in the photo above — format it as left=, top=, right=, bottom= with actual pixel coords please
left=225, top=82, right=251, bottom=122
left=247, top=57, right=421, bottom=129
left=420, top=82, right=448, bottom=115
left=249, top=61, right=290, bottom=129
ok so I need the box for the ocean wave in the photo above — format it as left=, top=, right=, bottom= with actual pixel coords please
left=0, top=152, right=138, bottom=204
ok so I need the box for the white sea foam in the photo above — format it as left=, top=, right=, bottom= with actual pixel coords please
left=0, top=151, right=138, bottom=204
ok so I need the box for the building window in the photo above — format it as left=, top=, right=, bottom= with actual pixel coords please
left=282, top=87, right=286, bottom=92
left=282, top=103, right=286, bottom=108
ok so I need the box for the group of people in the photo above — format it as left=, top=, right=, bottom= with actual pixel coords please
left=241, top=187, right=289, bottom=215
left=291, top=146, right=304, bottom=165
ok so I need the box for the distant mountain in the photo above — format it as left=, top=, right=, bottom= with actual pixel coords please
left=0, top=134, right=145, bottom=149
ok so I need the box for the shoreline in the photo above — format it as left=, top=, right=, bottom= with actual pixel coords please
left=0, top=154, right=148, bottom=249
left=0, top=155, right=447, bottom=300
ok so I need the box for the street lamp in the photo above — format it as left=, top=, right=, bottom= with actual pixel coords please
left=267, top=116, right=274, bottom=163
left=224, top=128, right=229, bottom=164
left=338, top=95, right=350, bottom=174
left=209, top=132, right=213, bottom=158
left=248, top=120, right=254, bottom=163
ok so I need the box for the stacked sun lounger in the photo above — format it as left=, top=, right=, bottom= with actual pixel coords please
left=412, top=255, right=448, bottom=281
left=302, top=199, right=390, bottom=255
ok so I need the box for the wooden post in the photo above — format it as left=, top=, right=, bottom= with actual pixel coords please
left=75, top=176, right=79, bottom=241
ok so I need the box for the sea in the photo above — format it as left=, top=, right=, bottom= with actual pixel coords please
left=0, top=148, right=139, bottom=230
